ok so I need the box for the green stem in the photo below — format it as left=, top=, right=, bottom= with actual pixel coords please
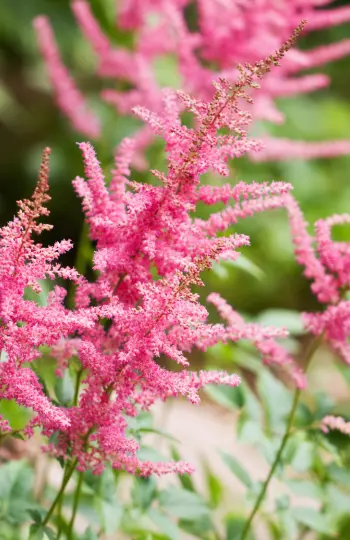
left=240, top=333, right=324, bottom=540
left=67, top=471, right=84, bottom=540
left=42, top=458, right=77, bottom=527
left=73, top=368, right=83, bottom=406
left=56, top=462, right=72, bottom=539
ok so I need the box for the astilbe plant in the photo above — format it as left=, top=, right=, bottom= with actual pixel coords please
left=0, top=24, right=305, bottom=481
left=34, top=0, right=350, bottom=162
left=2, top=18, right=350, bottom=539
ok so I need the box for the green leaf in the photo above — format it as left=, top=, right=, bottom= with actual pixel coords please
left=229, top=255, right=265, bottom=281
left=79, top=527, right=98, bottom=540
left=98, top=466, right=116, bottom=502
left=159, top=488, right=210, bottom=520
left=42, top=527, right=56, bottom=540
left=204, top=384, right=244, bottom=410
left=289, top=440, right=314, bottom=473
left=96, top=499, right=123, bottom=534
left=132, top=477, right=157, bottom=510
left=149, top=508, right=181, bottom=540
left=28, top=524, right=44, bottom=540
left=286, top=479, right=322, bottom=500
left=170, top=446, right=195, bottom=492
left=179, top=514, right=215, bottom=537
left=326, top=463, right=350, bottom=487
left=27, top=509, right=43, bottom=524
left=219, top=450, right=253, bottom=489
left=256, top=309, right=304, bottom=335
left=226, top=515, right=255, bottom=540
left=203, top=465, right=223, bottom=507
left=54, top=369, right=74, bottom=406
left=137, top=446, right=168, bottom=463
left=242, top=385, right=262, bottom=423
left=153, top=55, right=180, bottom=89
left=257, top=370, right=292, bottom=432
left=291, top=507, right=336, bottom=536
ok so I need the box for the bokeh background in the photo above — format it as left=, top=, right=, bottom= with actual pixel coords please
left=1, top=0, right=350, bottom=330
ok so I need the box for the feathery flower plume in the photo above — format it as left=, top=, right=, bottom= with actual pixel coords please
left=33, top=1, right=350, bottom=162
left=33, top=16, right=100, bottom=139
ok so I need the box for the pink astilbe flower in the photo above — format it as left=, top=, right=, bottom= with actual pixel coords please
left=0, top=149, right=96, bottom=432
left=321, top=415, right=350, bottom=436
left=2, top=29, right=320, bottom=476
left=34, top=0, right=350, bottom=162
left=207, top=293, right=306, bottom=388
left=283, top=194, right=350, bottom=366
left=33, top=16, right=100, bottom=139
left=44, top=32, right=316, bottom=474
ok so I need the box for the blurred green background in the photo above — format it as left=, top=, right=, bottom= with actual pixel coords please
left=1, top=0, right=350, bottom=319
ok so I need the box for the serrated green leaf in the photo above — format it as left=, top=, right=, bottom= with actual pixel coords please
left=219, top=450, right=253, bottom=489
left=159, top=488, right=210, bottom=520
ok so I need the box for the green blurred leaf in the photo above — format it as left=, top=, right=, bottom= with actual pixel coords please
left=203, top=464, right=223, bottom=507
left=289, top=439, right=314, bottom=473
left=159, top=488, right=210, bottom=520
left=27, top=509, right=43, bottom=524
left=205, top=384, right=244, bottom=410
left=79, top=527, right=99, bottom=540
left=28, top=524, right=44, bottom=540
left=179, top=514, right=215, bottom=537
left=132, top=477, right=157, bottom=511
left=170, top=446, right=195, bottom=492
left=257, top=371, right=292, bottom=432
left=229, top=255, right=265, bottom=281
left=326, top=463, right=350, bottom=487
left=291, top=507, right=336, bottom=536
left=287, top=479, right=322, bottom=500
left=153, top=55, right=180, bottom=89
left=149, top=508, right=181, bottom=540
left=256, top=309, right=304, bottom=335
left=0, top=399, right=31, bottom=430
left=54, top=369, right=74, bottom=406
left=137, top=447, right=168, bottom=463
left=219, top=450, right=253, bottom=489
left=96, top=499, right=123, bottom=535
left=226, top=515, right=255, bottom=540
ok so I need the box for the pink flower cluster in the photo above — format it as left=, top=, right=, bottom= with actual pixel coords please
left=1, top=32, right=315, bottom=474
left=2, top=19, right=350, bottom=476
left=281, top=195, right=350, bottom=365
left=34, top=0, right=350, bottom=161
